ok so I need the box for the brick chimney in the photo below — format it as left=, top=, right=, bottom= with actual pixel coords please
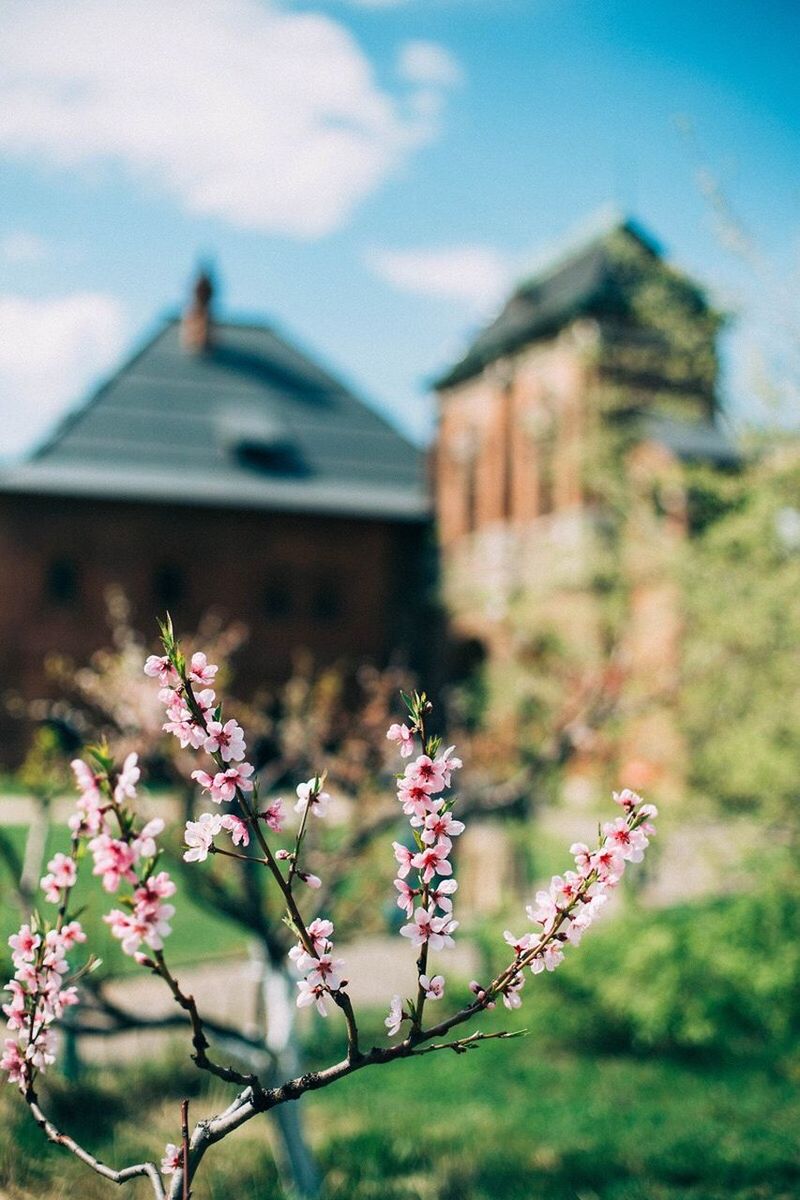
left=181, top=268, right=214, bottom=353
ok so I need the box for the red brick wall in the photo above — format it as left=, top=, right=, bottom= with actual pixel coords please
left=0, top=493, right=427, bottom=759
left=435, top=335, right=588, bottom=550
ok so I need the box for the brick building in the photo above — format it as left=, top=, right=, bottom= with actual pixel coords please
left=433, top=217, right=738, bottom=801
left=0, top=276, right=430, bottom=760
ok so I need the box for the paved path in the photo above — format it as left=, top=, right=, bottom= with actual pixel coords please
left=76, top=936, right=480, bottom=1064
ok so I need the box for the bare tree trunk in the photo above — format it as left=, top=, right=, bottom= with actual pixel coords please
left=258, top=950, right=321, bottom=1199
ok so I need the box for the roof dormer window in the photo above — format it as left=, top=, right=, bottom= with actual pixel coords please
left=218, top=406, right=307, bottom=477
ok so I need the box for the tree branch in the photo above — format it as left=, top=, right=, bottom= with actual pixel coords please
left=153, top=952, right=268, bottom=1095
left=73, top=977, right=277, bottom=1069
left=25, top=1089, right=166, bottom=1199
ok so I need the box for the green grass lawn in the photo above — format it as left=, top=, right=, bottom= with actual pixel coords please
left=0, top=824, right=249, bottom=975
left=1, top=1005, right=797, bottom=1199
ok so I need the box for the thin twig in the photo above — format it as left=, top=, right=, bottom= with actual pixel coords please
left=181, top=1099, right=190, bottom=1200
left=25, top=1090, right=166, bottom=1199
left=153, top=951, right=266, bottom=1094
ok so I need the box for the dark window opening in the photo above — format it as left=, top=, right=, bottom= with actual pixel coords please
left=312, top=579, right=342, bottom=622
left=235, top=440, right=308, bottom=477
left=264, top=578, right=292, bottom=619
left=537, top=425, right=556, bottom=517
left=465, top=458, right=477, bottom=533
left=501, top=384, right=515, bottom=520
left=153, top=564, right=185, bottom=609
left=45, top=559, right=79, bottom=607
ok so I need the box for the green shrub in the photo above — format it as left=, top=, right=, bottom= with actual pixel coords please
left=499, top=869, right=800, bottom=1058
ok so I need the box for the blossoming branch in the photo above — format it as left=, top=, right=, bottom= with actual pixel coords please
left=1, top=620, right=657, bottom=1200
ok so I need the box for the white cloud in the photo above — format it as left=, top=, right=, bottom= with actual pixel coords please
left=397, top=41, right=463, bottom=88
left=0, top=293, right=125, bottom=460
left=367, top=244, right=512, bottom=308
left=0, top=0, right=458, bottom=239
left=1, top=232, right=48, bottom=264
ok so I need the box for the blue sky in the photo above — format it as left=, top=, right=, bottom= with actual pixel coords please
left=0, top=0, right=797, bottom=459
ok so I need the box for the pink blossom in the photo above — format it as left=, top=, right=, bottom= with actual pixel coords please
left=392, top=841, right=415, bottom=879
left=394, top=878, right=416, bottom=917
left=570, top=842, right=594, bottom=876
left=501, top=973, right=525, bottom=1010
left=69, top=759, right=106, bottom=835
left=188, top=651, right=218, bottom=687
left=40, top=853, right=77, bottom=903
left=420, top=973, right=445, bottom=1000
left=25, top=1027, right=57, bottom=1071
left=422, top=809, right=465, bottom=845
left=386, top=723, right=415, bottom=758
left=503, top=930, right=534, bottom=957
left=397, top=780, right=440, bottom=820
left=612, top=787, right=642, bottom=812
left=2, top=982, right=26, bottom=1030
left=530, top=942, right=565, bottom=975
left=429, top=877, right=458, bottom=913
left=305, top=953, right=344, bottom=991
left=602, top=817, right=650, bottom=864
left=403, top=755, right=445, bottom=794
left=144, top=655, right=178, bottom=687
left=183, top=813, right=224, bottom=863
left=113, top=752, right=140, bottom=804
left=1, top=1037, right=27, bottom=1086
left=306, top=918, right=334, bottom=954
left=161, top=1144, right=182, bottom=1175
left=105, top=889, right=175, bottom=955
left=385, top=994, right=404, bottom=1036
left=550, top=871, right=582, bottom=911
left=435, top=745, right=463, bottom=788
left=204, top=718, right=246, bottom=764
left=410, top=838, right=453, bottom=884
left=193, top=763, right=255, bottom=804
left=88, top=835, right=137, bottom=892
left=191, top=769, right=216, bottom=795
left=261, top=799, right=284, bottom=832
left=60, top=920, right=86, bottom=949
left=400, top=907, right=458, bottom=951
left=8, top=925, right=40, bottom=964
left=42, top=930, right=70, bottom=974
left=106, top=874, right=176, bottom=956
left=220, top=813, right=250, bottom=847
left=54, top=986, right=79, bottom=1017
left=299, top=871, right=322, bottom=889
left=526, top=888, right=557, bottom=930
left=104, top=909, right=148, bottom=956
left=132, top=817, right=165, bottom=861
left=296, top=980, right=331, bottom=1017
left=294, top=779, right=331, bottom=819
left=163, top=695, right=206, bottom=750
left=591, top=845, right=625, bottom=883
left=135, top=871, right=177, bottom=904
left=71, top=758, right=102, bottom=803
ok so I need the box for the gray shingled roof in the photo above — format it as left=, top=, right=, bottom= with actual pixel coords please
left=434, top=219, right=711, bottom=390
left=0, top=318, right=430, bottom=521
